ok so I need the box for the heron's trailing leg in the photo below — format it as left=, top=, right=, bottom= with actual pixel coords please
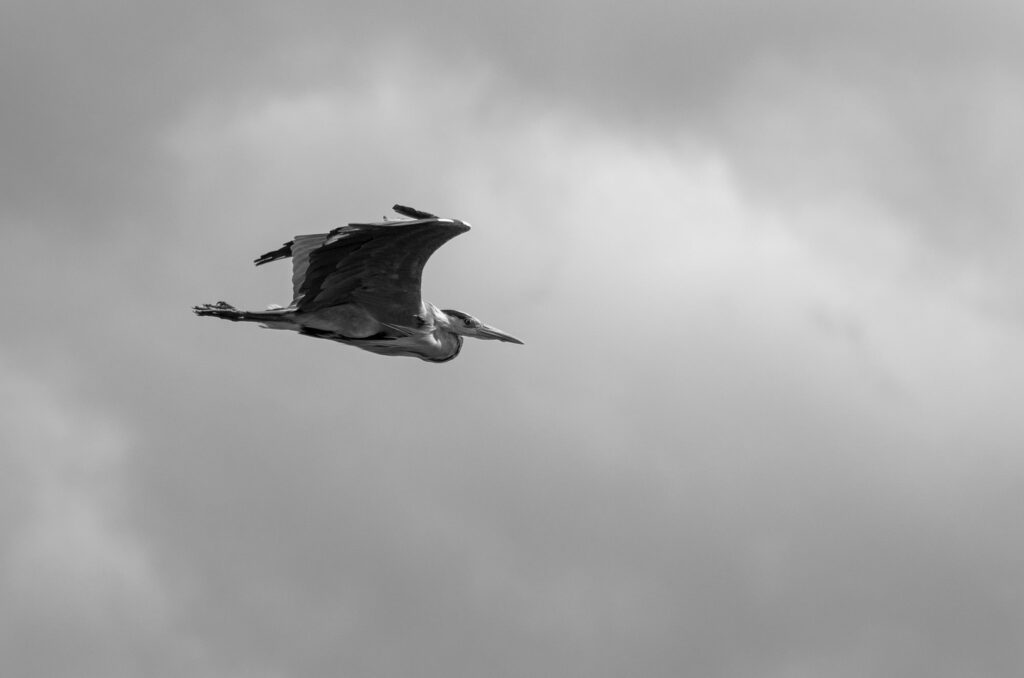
left=193, top=301, right=295, bottom=328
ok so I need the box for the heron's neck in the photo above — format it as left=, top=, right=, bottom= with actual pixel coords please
left=432, top=328, right=463, bottom=359
left=421, top=303, right=463, bottom=361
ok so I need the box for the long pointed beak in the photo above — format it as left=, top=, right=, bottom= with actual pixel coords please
left=477, top=324, right=524, bottom=344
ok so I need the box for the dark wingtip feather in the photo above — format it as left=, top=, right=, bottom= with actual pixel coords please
left=393, top=204, right=438, bottom=219
left=254, top=241, right=294, bottom=266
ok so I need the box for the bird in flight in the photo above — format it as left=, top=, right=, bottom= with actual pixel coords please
left=193, top=205, right=523, bottom=362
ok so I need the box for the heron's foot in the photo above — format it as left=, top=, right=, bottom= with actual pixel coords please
left=193, top=301, right=242, bottom=319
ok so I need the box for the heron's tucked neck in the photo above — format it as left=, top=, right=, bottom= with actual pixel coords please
left=419, top=303, right=463, bottom=361
left=424, top=328, right=462, bottom=362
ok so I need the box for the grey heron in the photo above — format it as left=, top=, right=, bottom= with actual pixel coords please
left=193, top=205, right=523, bottom=362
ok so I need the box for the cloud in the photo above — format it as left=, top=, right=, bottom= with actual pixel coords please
left=0, top=360, right=201, bottom=678
left=6, top=0, right=1021, bottom=269
left=103, top=75, right=1024, bottom=675
left=3, top=2, right=1024, bottom=677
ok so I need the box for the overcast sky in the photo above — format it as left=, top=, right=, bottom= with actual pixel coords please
left=3, top=2, right=1024, bottom=676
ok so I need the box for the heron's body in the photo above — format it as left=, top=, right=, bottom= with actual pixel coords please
left=194, top=205, right=522, bottom=362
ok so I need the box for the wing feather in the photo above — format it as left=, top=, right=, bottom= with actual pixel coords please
left=297, top=218, right=469, bottom=325
left=254, top=234, right=332, bottom=305
left=288, top=234, right=331, bottom=304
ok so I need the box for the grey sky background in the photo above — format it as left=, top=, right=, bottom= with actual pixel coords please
left=2, top=2, right=1023, bottom=676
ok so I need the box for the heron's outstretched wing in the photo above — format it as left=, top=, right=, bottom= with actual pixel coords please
left=252, top=207, right=470, bottom=325
left=299, top=217, right=469, bottom=324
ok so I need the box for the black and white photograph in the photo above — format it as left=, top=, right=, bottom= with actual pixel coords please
left=2, top=2, right=1023, bottom=676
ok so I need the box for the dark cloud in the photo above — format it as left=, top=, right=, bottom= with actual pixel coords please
left=3, top=2, right=1024, bottom=677
left=7, top=0, right=1022, bottom=234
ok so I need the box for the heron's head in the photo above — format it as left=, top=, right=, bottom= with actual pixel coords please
left=442, top=309, right=524, bottom=344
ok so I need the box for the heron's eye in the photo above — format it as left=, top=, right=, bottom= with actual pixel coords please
left=464, top=318, right=474, bottom=327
